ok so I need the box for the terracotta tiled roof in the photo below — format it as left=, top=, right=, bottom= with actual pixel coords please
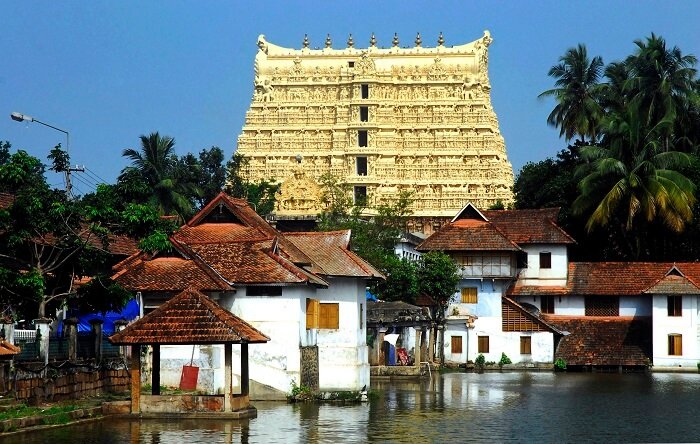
left=0, top=339, right=20, bottom=357
left=367, top=301, right=431, bottom=326
left=186, top=240, right=312, bottom=285
left=545, top=315, right=652, bottom=366
left=285, top=230, right=384, bottom=278
left=37, top=227, right=138, bottom=257
left=417, top=219, right=520, bottom=252
left=483, top=208, right=575, bottom=244
left=109, top=287, right=269, bottom=345
left=508, top=262, right=700, bottom=297
left=112, top=256, right=232, bottom=292
left=173, top=223, right=268, bottom=244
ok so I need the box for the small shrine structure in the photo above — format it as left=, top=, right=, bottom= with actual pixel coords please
left=109, top=287, right=269, bottom=418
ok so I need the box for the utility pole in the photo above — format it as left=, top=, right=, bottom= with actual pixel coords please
left=10, top=112, right=78, bottom=199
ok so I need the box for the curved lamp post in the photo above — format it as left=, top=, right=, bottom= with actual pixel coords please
left=10, top=111, right=75, bottom=198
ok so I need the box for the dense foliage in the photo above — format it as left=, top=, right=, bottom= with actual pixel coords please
left=522, top=34, right=700, bottom=260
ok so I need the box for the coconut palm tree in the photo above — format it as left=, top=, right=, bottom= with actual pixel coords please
left=120, top=132, right=199, bottom=219
left=573, top=105, right=697, bottom=257
left=539, top=44, right=605, bottom=143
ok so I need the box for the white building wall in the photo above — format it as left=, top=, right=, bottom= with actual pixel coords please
left=518, top=244, right=568, bottom=286
left=315, top=277, right=370, bottom=391
left=517, top=295, right=652, bottom=317
left=652, top=294, right=700, bottom=367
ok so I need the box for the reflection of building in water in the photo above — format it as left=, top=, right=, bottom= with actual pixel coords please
left=235, top=31, right=514, bottom=234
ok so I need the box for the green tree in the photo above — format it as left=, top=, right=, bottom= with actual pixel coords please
left=196, top=146, right=226, bottom=207
left=539, top=44, right=604, bottom=143
left=371, top=256, right=419, bottom=303
left=224, top=153, right=279, bottom=216
left=120, top=132, right=200, bottom=219
left=573, top=106, right=697, bottom=258
left=0, top=144, right=130, bottom=319
left=416, top=251, right=460, bottom=324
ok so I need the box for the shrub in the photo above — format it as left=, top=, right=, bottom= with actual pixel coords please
left=498, top=353, right=512, bottom=367
left=475, top=354, right=485, bottom=367
left=554, top=358, right=567, bottom=371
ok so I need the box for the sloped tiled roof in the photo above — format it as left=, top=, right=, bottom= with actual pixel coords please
left=545, top=315, right=652, bottom=366
left=509, top=262, right=700, bottom=297
left=417, top=218, right=520, bottom=252
left=109, top=287, right=269, bottom=345
left=186, top=240, right=315, bottom=285
left=502, top=297, right=562, bottom=334
left=173, top=223, right=268, bottom=244
left=0, top=339, right=20, bottom=357
left=285, top=231, right=384, bottom=278
left=112, top=257, right=231, bottom=292
left=367, top=301, right=431, bottom=326
left=482, top=208, right=575, bottom=244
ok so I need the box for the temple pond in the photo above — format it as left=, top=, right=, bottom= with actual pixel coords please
left=7, top=372, right=700, bottom=443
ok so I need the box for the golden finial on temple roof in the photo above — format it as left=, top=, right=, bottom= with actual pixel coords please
left=303, top=34, right=309, bottom=49
left=325, top=34, right=332, bottom=48
left=369, top=33, right=377, bottom=47
left=438, top=32, right=445, bottom=46
left=392, top=32, right=399, bottom=47
left=415, top=32, right=422, bottom=47
left=347, top=33, right=354, bottom=48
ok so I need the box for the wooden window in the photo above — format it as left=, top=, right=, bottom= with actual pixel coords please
left=502, top=303, right=546, bottom=332
left=361, top=84, right=369, bottom=99
left=667, top=296, right=682, bottom=317
left=520, top=336, right=532, bottom=354
left=668, top=334, right=682, bottom=356
left=360, top=106, right=369, bottom=122
left=306, top=298, right=319, bottom=329
left=358, top=130, right=368, bottom=147
left=451, top=336, right=462, bottom=354
left=460, top=287, right=478, bottom=304
left=541, top=295, right=554, bottom=314
left=585, top=296, right=619, bottom=316
left=539, top=252, right=552, bottom=269
left=354, top=186, right=367, bottom=205
left=356, top=156, right=367, bottom=176
left=319, top=303, right=340, bottom=329
left=478, top=336, right=489, bottom=353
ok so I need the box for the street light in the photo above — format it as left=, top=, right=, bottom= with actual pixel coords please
left=10, top=111, right=77, bottom=198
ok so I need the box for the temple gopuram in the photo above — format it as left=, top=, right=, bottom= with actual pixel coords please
left=235, top=31, right=514, bottom=234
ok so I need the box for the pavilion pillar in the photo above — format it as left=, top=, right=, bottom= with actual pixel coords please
left=152, top=345, right=160, bottom=395
left=130, top=344, right=141, bottom=414
left=241, top=343, right=249, bottom=397
left=414, top=328, right=422, bottom=367
left=34, top=318, right=51, bottom=366
left=224, top=343, right=232, bottom=412
left=428, top=324, right=435, bottom=362
left=377, top=329, right=386, bottom=365
left=420, top=328, right=428, bottom=366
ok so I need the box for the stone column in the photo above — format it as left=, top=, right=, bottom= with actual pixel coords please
left=130, top=344, right=141, bottom=413
left=428, top=324, right=436, bottom=362
left=63, top=318, right=78, bottom=362
left=224, top=343, right=232, bottom=411
left=34, top=318, right=51, bottom=365
left=241, top=343, right=249, bottom=397
left=0, top=318, right=14, bottom=344
left=414, top=328, right=421, bottom=367
left=113, top=319, right=128, bottom=358
left=377, top=328, right=386, bottom=366
left=420, top=328, right=428, bottom=366
left=151, top=345, right=160, bottom=395
left=90, top=319, right=103, bottom=362
left=438, top=325, right=445, bottom=366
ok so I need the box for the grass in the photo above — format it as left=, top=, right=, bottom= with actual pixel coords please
left=0, top=403, right=79, bottom=421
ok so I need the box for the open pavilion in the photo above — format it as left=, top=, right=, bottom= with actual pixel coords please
left=109, top=287, right=269, bottom=418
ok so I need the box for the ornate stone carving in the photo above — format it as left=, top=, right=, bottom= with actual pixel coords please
left=235, top=32, right=515, bottom=231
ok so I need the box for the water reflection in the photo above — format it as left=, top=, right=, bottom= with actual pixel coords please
left=6, top=372, right=700, bottom=443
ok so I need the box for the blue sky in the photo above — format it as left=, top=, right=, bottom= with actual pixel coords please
left=2, top=1, right=698, bottom=194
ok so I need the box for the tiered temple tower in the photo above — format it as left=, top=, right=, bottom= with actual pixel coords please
left=235, top=31, right=514, bottom=234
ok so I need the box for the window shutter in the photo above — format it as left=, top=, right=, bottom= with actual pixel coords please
left=520, top=336, right=531, bottom=354
left=319, top=303, right=339, bottom=329
left=451, top=336, right=462, bottom=354
left=306, top=299, right=319, bottom=329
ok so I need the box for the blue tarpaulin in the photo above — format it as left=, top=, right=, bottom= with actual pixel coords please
left=58, top=299, right=140, bottom=336
left=366, top=289, right=377, bottom=301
